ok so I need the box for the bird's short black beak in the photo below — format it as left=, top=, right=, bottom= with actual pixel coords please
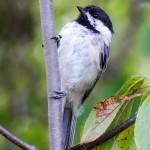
left=77, top=6, right=86, bottom=14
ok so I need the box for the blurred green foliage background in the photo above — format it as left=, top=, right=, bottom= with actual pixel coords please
left=0, top=0, right=150, bottom=149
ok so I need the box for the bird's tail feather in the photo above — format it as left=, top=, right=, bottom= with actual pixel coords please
left=63, top=107, right=77, bottom=150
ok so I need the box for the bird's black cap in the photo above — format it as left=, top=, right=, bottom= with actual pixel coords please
left=76, top=5, right=114, bottom=34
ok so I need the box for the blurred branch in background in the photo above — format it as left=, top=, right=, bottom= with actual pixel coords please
left=106, top=0, right=144, bottom=79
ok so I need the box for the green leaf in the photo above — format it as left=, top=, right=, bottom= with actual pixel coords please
left=116, top=75, right=144, bottom=96
left=118, top=124, right=135, bottom=150
left=140, top=88, right=150, bottom=105
left=135, top=96, right=150, bottom=150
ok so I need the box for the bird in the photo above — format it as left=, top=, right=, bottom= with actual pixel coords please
left=53, top=5, right=114, bottom=150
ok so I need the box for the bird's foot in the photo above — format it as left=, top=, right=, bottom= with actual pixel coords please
left=42, top=35, right=62, bottom=48
left=51, top=35, right=62, bottom=47
left=51, top=35, right=62, bottom=41
left=52, top=90, right=68, bottom=99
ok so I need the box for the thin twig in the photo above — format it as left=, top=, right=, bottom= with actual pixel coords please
left=39, top=0, right=63, bottom=150
left=70, top=114, right=136, bottom=150
left=0, top=125, right=37, bottom=150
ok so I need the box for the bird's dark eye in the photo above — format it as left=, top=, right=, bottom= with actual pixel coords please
left=93, top=14, right=98, bottom=19
left=88, top=9, right=99, bottom=19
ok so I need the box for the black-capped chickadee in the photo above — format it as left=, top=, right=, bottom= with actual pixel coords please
left=53, top=5, right=114, bottom=150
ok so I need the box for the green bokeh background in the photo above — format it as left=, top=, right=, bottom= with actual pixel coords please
left=0, top=0, right=150, bottom=149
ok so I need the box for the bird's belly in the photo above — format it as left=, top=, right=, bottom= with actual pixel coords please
left=60, top=54, right=99, bottom=91
left=74, top=65, right=98, bottom=92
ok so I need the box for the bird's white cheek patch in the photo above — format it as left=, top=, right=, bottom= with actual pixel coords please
left=86, top=13, right=112, bottom=44
left=86, top=13, right=95, bottom=27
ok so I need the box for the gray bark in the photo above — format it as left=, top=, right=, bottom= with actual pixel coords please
left=39, top=0, right=63, bottom=150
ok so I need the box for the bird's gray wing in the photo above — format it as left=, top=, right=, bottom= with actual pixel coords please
left=100, top=43, right=110, bottom=71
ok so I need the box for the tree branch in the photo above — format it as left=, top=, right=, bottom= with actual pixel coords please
left=0, top=125, right=37, bottom=150
left=70, top=114, right=136, bottom=150
left=39, top=0, right=63, bottom=150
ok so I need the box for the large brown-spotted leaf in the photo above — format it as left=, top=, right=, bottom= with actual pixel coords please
left=81, top=94, right=147, bottom=143
left=80, top=94, right=147, bottom=143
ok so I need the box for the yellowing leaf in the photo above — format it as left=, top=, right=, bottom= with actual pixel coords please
left=118, top=124, right=135, bottom=150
